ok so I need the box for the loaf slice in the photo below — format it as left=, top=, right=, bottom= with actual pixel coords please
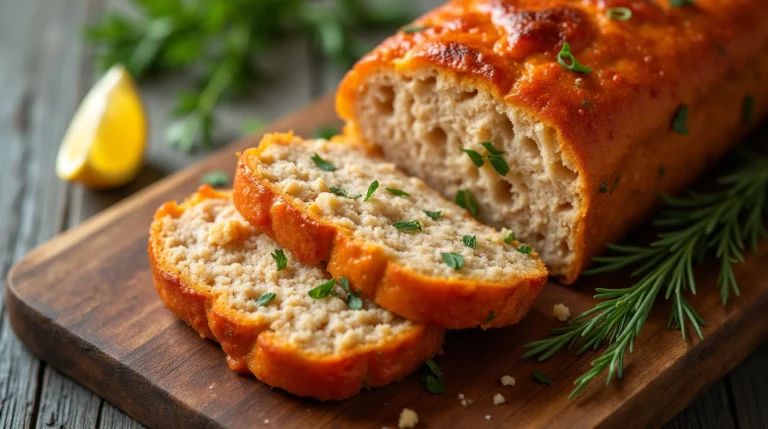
left=233, top=132, right=548, bottom=329
left=149, top=186, right=444, bottom=400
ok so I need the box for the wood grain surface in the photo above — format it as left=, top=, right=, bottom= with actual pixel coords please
left=7, top=94, right=768, bottom=429
left=1, top=0, right=767, bottom=428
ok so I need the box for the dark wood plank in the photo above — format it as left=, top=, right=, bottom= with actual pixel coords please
left=728, top=343, right=768, bottom=428
left=6, top=95, right=768, bottom=429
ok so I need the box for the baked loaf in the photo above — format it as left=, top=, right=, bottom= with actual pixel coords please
left=232, top=132, right=547, bottom=329
left=336, top=0, right=768, bottom=283
left=149, top=186, right=444, bottom=400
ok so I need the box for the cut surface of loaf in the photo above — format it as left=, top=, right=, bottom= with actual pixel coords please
left=233, top=132, right=548, bottom=329
left=336, top=0, right=768, bottom=283
left=149, top=186, right=444, bottom=400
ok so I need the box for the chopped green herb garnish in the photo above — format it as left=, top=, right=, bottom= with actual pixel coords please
left=256, top=292, right=276, bottom=306
left=517, top=244, right=532, bottom=254
left=606, top=7, right=632, bottom=20
left=598, top=180, right=609, bottom=193
left=392, top=220, right=422, bottom=231
left=338, top=277, right=362, bottom=310
left=557, top=43, right=591, bottom=74
left=455, top=189, right=478, bottom=217
left=201, top=171, right=229, bottom=187
left=425, top=360, right=443, bottom=377
left=425, top=374, right=446, bottom=394
left=402, top=25, right=429, bottom=34
left=313, top=126, right=339, bottom=140
left=462, top=235, right=477, bottom=249
left=671, top=104, right=689, bottom=135
left=461, top=149, right=485, bottom=167
left=311, top=153, right=336, bottom=171
left=386, top=187, right=411, bottom=197
left=480, top=142, right=505, bottom=156
left=329, top=186, right=361, bottom=199
left=582, top=101, right=596, bottom=109
left=364, top=180, right=379, bottom=201
left=271, top=249, right=287, bottom=271
left=610, top=176, right=620, bottom=195
left=669, top=0, right=695, bottom=6
left=441, top=252, right=464, bottom=270
left=485, top=311, right=496, bottom=323
left=423, top=210, right=442, bottom=220
left=658, top=166, right=666, bottom=178
left=308, top=279, right=336, bottom=299
left=488, top=155, right=510, bottom=176
left=533, top=370, right=553, bottom=384
left=743, top=95, right=755, bottom=123
left=505, top=231, right=516, bottom=244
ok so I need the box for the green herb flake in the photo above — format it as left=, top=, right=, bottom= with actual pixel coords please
left=329, top=186, right=361, bottom=199
left=311, top=153, right=336, bottom=172
left=533, top=370, right=553, bottom=384
left=485, top=311, right=496, bottom=323
left=308, top=279, right=336, bottom=299
left=364, top=180, right=379, bottom=202
left=423, top=210, right=442, bottom=220
left=743, top=95, right=755, bottom=124
left=256, top=292, right=276, bottom=306
left=441, top=252, right=465, bottom=270
left=517, top=244, right=533, bottom=254
left=462, top=235, right=477, bottom=249
left=606, top=7, right=632, bottom=21
left=455, top=189, right=478, bottom=217
left=338, top=277, right=363, bottom=310
left=425, top=374, right=447, bottom=394
left=424, top=360, right=443, bottom=377
left=313, top=126, right=340, bottom=140
left=480, top=142, right=505, bottom=156
left=201, top=171, right=230, bottom=187
left=582, top=100, right=596, bottom=109
left=671, top=104, right=689, bottom=135
left=402, top=25, right=429, bottom=34
left=488, top=155, right=510, bottom=176
left=598, top=180, right=609, bottom=193
left=557, top=43, right=592, bottom=74
left=610, top=176, right=620, bottom=195
left=669, top=0, right=695, bottom=6
left=392, top=220, right=422, bottom=232
left=461, top=149, right=485, bottom=167
left=385, top=187, right=411, bottom=197
left=271, top=249, right=287, bottom=271
left=505, top=231, right=516, bottom=244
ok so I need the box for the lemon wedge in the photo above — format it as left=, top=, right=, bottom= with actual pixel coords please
left=56, top=64, right=147, bottom=189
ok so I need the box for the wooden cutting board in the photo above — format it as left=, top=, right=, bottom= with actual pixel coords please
left=7, top=96, right=768, bottom=429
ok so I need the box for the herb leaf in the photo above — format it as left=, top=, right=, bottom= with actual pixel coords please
left=256, top=292, right=276, bottom=306
left=517, top=244, right=533, bottom=254
left=480, top=142, right=505, bottom=156
left=271, top=249, right=288, bottom=271
left=313, top=125, right=339, bottom=140
left=364, top=180, right=379, bottom=201
left=441, top=252, right=465, bottom=270
left=424, top=360, right=443, bottom=377
left=455, top=189, right=478, bottom=217
left=338, top=277, right=363, bottom=310
left=393, top=220, right=422, bottom=231
left=462, top=235, right=477, bottom=249
left=582, top=100, right=596, bottom=109
left=403, top=25, right=429, bottom=34
left=485, top=311, right=496, bottom=323
left=533, top=371, right=553, bottom=384
left=461, top=149, right=485, bottom=167
left=329, top=186, right=361, bottom=199
left=505, top=231, right=516, bottom=244
left=311, top=153, right=336, bottom=171
left=423, top=210, right=442, bottom=220
left=669, top=0, right=695, bottom=6
left=201, top=171, right=230, bottom=187
left=308, top=279, right=336, bottom=299
left=557, top=43, right=591, bottom=74
left=671, top=104, right=689, bottom=135
left=488, top=155, right=510, bottom=176
left=425, top=374, right=447, bottom=394
left=606, top=7, right=632, bottom=20
left=386, top=187, right=411, bottom=197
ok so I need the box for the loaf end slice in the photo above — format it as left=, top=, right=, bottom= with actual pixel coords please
left=233, top=132, right=548, bottom=329
left=149, top=185, right=444, bottom=400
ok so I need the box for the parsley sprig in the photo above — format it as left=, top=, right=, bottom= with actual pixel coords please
left=87, top=0, right=413, bottom=151
left=524, top=152, right=768, bottom=397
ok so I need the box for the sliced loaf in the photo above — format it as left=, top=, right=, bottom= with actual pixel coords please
left=233, top=132, right=548, bottom=329
left=149, top=186, right=444, bottom=400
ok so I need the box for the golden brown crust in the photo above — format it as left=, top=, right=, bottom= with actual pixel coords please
left=336, top=0, right=768, bottom=283
left=149, top=186, right=444, bottom=400
left=232, top=133, right=548, bottom=329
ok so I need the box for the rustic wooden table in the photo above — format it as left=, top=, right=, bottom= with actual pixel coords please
left=0, top=0, right=765, bottom=428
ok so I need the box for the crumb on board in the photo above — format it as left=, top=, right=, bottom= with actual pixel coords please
left=501, top=375, right=516, bottom=386
left=554, top=303, right=571, bottom=322
left=263, top=419, right=269, bottom=424
left=485, top=415, right=492, bottom=420
left=493, top=393, right=506, bottom=405
left=399, top=408, right=419, bottom=428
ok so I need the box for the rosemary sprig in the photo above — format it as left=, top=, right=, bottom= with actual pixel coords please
left=524, top=152, right=768, bottom=397
left=87, top=0, right=412, bottom=151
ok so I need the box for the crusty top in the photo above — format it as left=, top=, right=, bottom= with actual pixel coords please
left=337, top=0, right=768, bottom=182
